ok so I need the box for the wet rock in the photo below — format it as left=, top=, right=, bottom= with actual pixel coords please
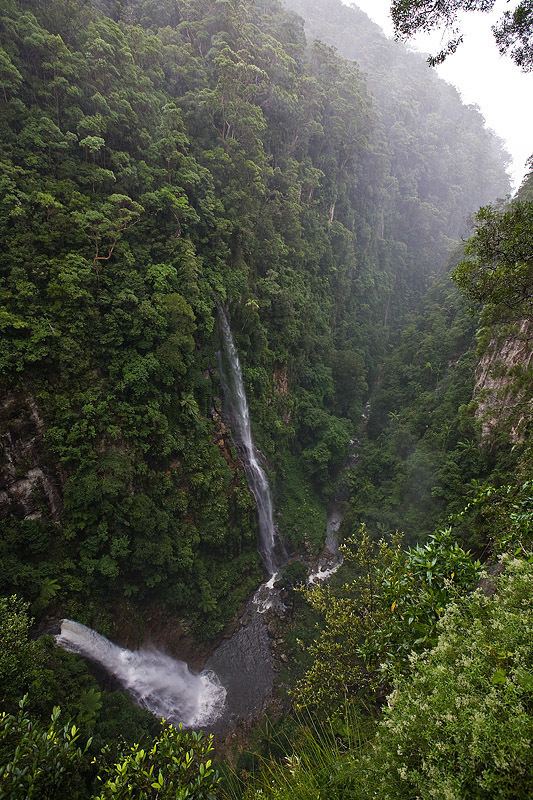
left=206, top=599, right=274, bottom=731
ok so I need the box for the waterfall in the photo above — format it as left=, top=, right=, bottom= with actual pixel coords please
left=218, top=308, right=282, bottom=575
left=56, top=620, right=226, bottom=728
left=308, top=401, right=370, bottom=585
left=308, top=507, right=343, bottom=585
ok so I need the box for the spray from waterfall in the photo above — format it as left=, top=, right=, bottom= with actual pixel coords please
left=56, top=620, right=226, bottom=728
left=217, top=307, right=283, bottom=576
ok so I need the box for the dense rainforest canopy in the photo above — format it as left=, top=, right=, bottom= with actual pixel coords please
left=0, top=0, right=531, bottom=798
left=0, top=0, right=509, bottom=635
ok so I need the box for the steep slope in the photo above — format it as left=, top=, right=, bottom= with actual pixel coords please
left=343, top=276, right=481, bottom=542
left=0, top=0, right=509, bottom=638
left=285, top=0, right=511, bottom=291
left=282, top=0, right=521, bottom=546
left=468, top=167, right=533, bottom=446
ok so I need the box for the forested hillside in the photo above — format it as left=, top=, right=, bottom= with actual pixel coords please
left=0, top=0, right=509, bottom=638
left=286, top=0, right=510, bottom=285
left=1, top=1, right=531, bottom=798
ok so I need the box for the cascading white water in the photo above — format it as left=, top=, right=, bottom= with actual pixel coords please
left=56, top=620, right=226, bottom=727
left=308, top=402, right=370, bottom=585
left=218, top=308, right=280, bottom=575
left=308, top=508, right=343, bottom=585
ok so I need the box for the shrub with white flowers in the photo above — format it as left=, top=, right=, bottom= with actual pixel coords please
left=367, top=556, right=532, bottom=799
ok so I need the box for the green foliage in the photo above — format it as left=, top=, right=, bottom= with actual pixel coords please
left=287, top=0, right=511, bottom=288
left=344, top=278, right=482, bottom=543
left=0, top=596, right=46, bottom=711
left=224, top=554, right=533, bottom=800
left=294, top=525, right=480, bottom=715
left=277, top=560, right=308, bottom=593
left=391, top=0, right=533, bottom=71
left=364, top=554, right=533, bottom=799
left=452, top=478, right=533, bottom=555
left=0, top=702, right=219, bottom=800
left=0, top=4, right=527, bottom=797
left=453, top=200, right=533, bottom=321
left=94, top=723, right=220, bottom=800
left=0, top=697, right=90, bottom=800
left=0, top=0, right=509, bottom=638
left=276, top=452, right=327, bottom=553
left=493, top=3, right=533, bottom=71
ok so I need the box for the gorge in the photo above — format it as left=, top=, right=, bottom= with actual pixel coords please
left=0, top=0, right=530, bottom=797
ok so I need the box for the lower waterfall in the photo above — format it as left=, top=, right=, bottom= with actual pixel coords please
left=56, top=620, right=226, bottom=728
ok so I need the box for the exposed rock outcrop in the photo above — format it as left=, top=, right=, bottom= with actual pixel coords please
left=474, top=319, right=532, bottom=443
left=0, top=395, right=62, bottom=521
left=211, top=407, right=237, bottom=468
left=273, top=366, right=289, bottom=396
left=273, top=366, right=292, bottom=424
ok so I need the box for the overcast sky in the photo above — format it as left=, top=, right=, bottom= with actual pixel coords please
left=350, top=0, right=532, bottom=190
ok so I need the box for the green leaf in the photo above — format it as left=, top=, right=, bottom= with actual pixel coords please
left=491, top=668, right=507, bottom=685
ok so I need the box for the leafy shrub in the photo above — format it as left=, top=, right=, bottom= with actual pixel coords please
left=294, top=526, right=480, bottom=714
left=94, top=724, right=220, bottom=800
left=0, top=697, right=90, bottom=800
left=453, top=201, right=533, bottom=321
left=366, top=555, right=533, bottom=799
left=453, top=478, right=533, bottom=556
left=0, top=596, right=46, bottom=711
left=0, top=703, right=220, bottom=800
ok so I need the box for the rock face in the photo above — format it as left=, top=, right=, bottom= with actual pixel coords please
left=474, top=319, right=532, bottom=443
left=273, top=366, right=291, bottom=424
left=0, top=395, right=62, bottom=522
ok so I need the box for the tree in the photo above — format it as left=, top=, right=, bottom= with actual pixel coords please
left=453, top=199, right=533, bottom=319
left=0, top=703, right=220, bottom=800
left=364, top=555, right=533, bottom=799
left=294, top=526, right=480, bottom=715
left=391, top=1, right=533, bottom=71
left=0, top=597, right=45, bottom=711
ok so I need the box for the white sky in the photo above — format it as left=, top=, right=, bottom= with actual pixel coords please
left=350, top=0, right=533, bottom=189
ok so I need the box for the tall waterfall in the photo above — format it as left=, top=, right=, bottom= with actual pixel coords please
left=218, top=308, right=281, bottom=575
left=56, top=620, right=226, bottom=728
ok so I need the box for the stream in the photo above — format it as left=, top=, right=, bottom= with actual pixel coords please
left=55, top=503, right=344, bottom=733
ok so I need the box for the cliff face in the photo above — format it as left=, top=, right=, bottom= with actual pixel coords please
left=0, top=396, right=62, bottom=523
left=474, top=319, right=532, bottom=443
